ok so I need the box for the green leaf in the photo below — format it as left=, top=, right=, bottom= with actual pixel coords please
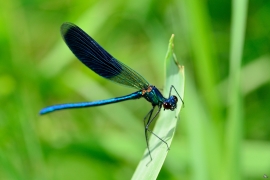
left=132, top=34, right=185, bottom=180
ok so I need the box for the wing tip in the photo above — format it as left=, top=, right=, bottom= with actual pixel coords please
left=60, top=22, right=77, bottom=36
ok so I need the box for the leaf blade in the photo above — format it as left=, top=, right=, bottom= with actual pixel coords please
left=132, top=34, right=185, bottom=180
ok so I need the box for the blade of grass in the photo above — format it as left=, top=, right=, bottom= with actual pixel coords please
left=132, top=34, right=185, bottom=180
left=183, top=0, right=222, bottom=124
left=224, top=0, right=248, bottom=179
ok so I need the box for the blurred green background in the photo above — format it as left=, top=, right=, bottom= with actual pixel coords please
left=1, top=0, right=270, bottom=179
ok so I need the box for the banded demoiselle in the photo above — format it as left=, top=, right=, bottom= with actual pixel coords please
left=40, top=22, right=184, bottom=161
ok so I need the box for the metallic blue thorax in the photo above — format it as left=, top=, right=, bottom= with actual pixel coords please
left=142, top=86, right=166, bottom=107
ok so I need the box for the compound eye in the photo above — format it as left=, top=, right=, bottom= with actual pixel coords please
left=163, top=102, right=171, bottom=110
left=173, top=95, right=178, bottom=102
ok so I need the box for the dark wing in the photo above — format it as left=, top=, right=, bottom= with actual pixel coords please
left=61, top=22, right=149, bottom=90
